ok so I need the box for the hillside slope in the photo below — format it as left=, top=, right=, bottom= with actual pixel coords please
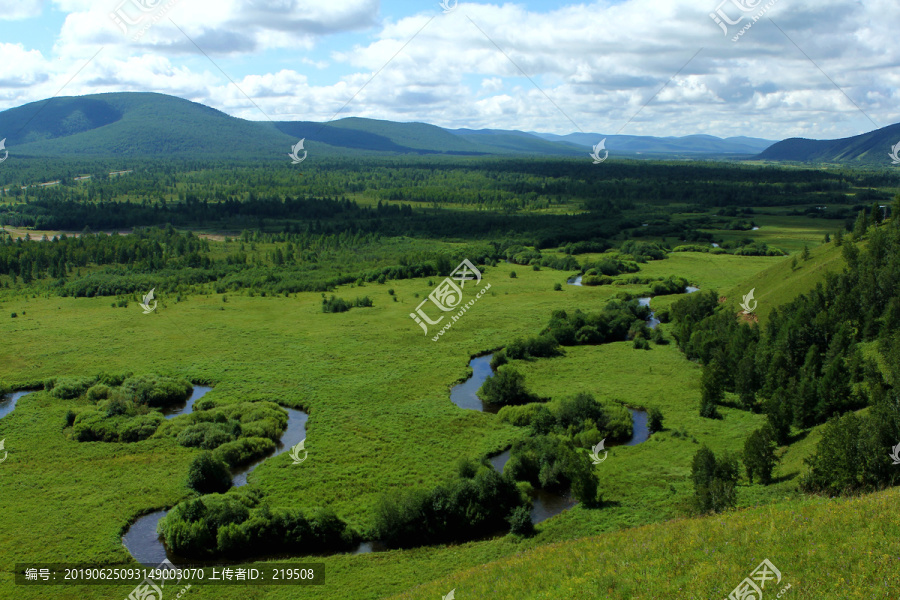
left=0, top=92, right=306, bottom=158
left=722, top=238, right=848, bottom=325
left=758, top=122, right=900, bottom=164
left=390, top=486, right=900, bottom=599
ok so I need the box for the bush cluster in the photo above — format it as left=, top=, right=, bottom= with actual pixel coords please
left=322, top=295, right=373, bottom=313
left=372, top=461, right=526, bottom=548
left=159, top=488, right=356, bottom=558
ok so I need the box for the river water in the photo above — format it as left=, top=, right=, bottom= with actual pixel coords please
left=451, top=354, right=651, bottom=524
left=122, top=388, right=310, bottom=565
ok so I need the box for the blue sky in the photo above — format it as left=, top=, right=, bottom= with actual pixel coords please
left=0, top=0, right=897, bottom=140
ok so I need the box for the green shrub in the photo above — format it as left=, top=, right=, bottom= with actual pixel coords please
left=161, top=490, right=357, bottom=559
left=177, top=421, right=241, bottom=450
left=322, top=295, right=373, bottom=313
left=213, top=437, right=277, bottom=468
left=119, top=413, right=165, bottom=442
left=648, top=407, right=664, bottom=432
left=497, top=403, right=552, bottom=428
left=507, top=505, right=535, bottom=536
left=506, top=436, right=598, bottom=506
left=504, top=335, right=561, bottom=360
left=71, top=410, right=163, bottom=442
left=50, top=377, right=97, bottom=399
left=105, top=395, right=131, bottom=417
left=120, top=375, right=192, bottom=407
left=372, top=466, right=525, bottom=548
left=186, top=452, right=232, bottom=494
left=478, top=367, right=540, bottom=407
left=97, top=372, right=131, bottom=386
left=85, top=384, right=111, bottom=402
left=581, top=274, right=613, bottom=286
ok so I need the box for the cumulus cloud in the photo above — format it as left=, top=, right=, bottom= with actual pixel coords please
left=0, top=0, right=897, bottom=140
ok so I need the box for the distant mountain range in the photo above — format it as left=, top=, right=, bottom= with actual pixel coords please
left=528, top=131, right=774, bottom=155
left=0, top=91, right=897, bottom=164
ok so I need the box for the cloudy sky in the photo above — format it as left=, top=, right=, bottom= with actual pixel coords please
left=0, top=0, right=897, bottom=140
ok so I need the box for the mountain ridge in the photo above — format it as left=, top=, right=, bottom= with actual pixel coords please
left=0, top=92, right=785, bottom=160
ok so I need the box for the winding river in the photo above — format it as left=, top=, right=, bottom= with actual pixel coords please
left=638, top=285, right=700, bottom=329
left=122, top=388, right=310, bottom=566
left=451, top=354, right=651, bottom=524
left=161, top=385, right=212, bottom=420
left=3, top=353, right=652, bottom=563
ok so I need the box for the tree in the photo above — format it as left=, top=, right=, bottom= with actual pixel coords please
left=478, top=367, right=535, bottom=406
left=871, top=202, right=884, bottom=225
left=834, top=228, right=843, bottom=246
left=735, top=353, right=758, bottom=411
left=852, top=208, right=869, bottom=240
left=507, top=505, right=534, bottom=536
left=648, top=407, right=664, bottom=432
left=763, top=391, right=792, bottom=445
left=743, top=425, right=779, bottom=484
left=187, top=452, right=232, bottom=494
left=800, top=245, right=810, bottom=261
left=691, top=446, right=739, bottom=513
left=699, top=360, right=724, bottom=419
left=823, top=233, right=830, bottom=244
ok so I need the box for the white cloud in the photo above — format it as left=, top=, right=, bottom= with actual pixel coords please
left=0, top=0, right=898, bottom=140
left=0, top=0, right=44, bottom=20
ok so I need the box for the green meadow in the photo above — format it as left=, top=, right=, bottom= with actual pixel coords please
left=1, top=152, right=897, bottom=599
left=0, top=236, right=868, bottom=600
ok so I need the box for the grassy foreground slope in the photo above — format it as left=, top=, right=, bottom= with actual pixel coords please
left=390, top=486, right=900, bottom=600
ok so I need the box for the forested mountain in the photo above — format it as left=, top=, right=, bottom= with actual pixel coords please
left=0, top=92, right=777, bottom=160
left=758, top=122, right=900, bottom=164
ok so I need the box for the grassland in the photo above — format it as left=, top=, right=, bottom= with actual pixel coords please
left=389, top=486, right=900, bottom=600
left=0, top=230, right=877, bottom=599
